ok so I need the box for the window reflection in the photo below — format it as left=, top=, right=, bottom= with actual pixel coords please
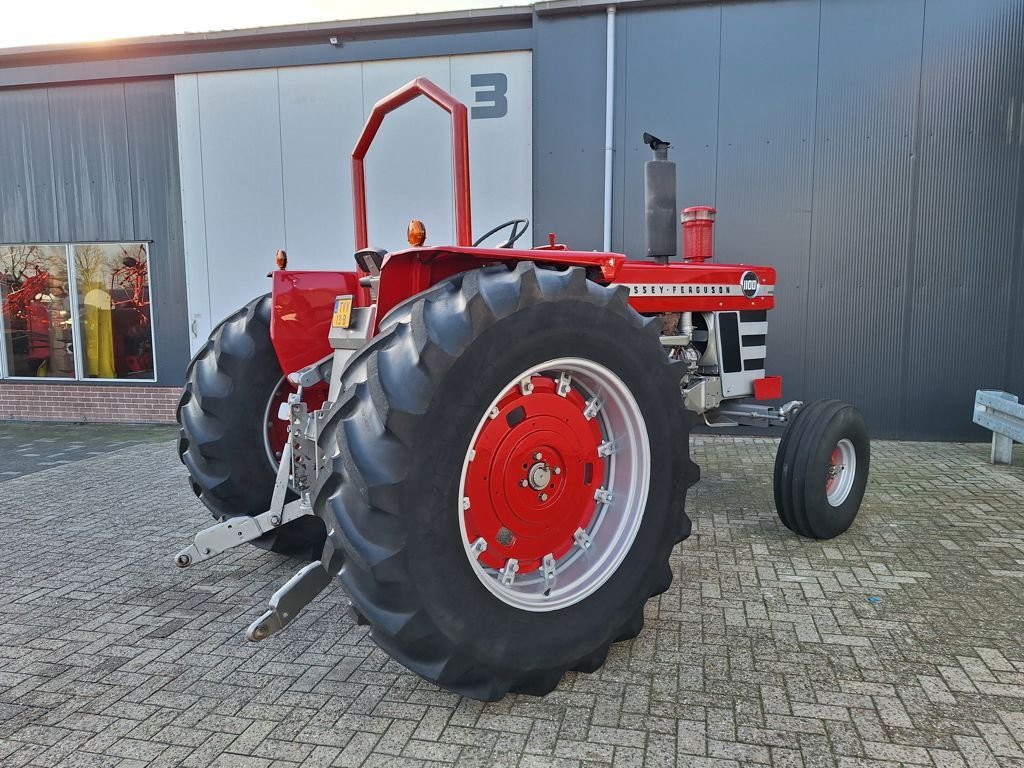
left=72, top=243, right=154, bottom=380
left=0, top=245, right=76, bottom=377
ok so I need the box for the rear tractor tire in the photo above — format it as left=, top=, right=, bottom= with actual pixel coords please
left=315, top=263, right=698, bottom=700
left=773, top=400, right=870, bottom=539
left=177, top=295, right=326, bottom=560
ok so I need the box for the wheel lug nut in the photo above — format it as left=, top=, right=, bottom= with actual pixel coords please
left=539, top=493, right=548, bottom=501
left=534, top=452, right=542, bottom=461
left=553, top=467, right=561, bottom=475
left=519, top=479, right=528, bottom=488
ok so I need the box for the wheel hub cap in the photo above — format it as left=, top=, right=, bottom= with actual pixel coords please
left=527, top=461, right=552, bottom=491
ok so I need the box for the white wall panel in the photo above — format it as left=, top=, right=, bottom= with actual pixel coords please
left=279, top=63, right=363, bottom=269
left=361, top=57, right=455, bottom=250
left=450, top=53, right=533, bottom=246
left=174, top=74, right=212, bottom=348
left=195, top=70, right=287, bottom=331
left=177, top=51, right=532, bottom=353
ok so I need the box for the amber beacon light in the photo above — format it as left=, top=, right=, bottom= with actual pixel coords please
left=407, top=219, right=426, bottom=246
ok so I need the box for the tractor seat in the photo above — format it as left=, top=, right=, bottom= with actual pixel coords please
left=354, top=247, right=386, bottom=276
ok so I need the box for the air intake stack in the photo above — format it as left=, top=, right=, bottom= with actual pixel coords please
left=643, top=132, right=676, bottom=264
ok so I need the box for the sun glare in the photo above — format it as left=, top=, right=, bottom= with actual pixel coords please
left=0, top=0, right=511, bottom=50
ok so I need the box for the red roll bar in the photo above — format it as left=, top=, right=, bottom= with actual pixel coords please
left=351, top=77, right=472, bottom=251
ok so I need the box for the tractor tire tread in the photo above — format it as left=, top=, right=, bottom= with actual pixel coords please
left=314, top=263, right=692, bottom=700
left=177, top=294, right=324, bottom=560
left=774, top=400, right=870, bottom=540
left=774, top=400, right=832, bottom=532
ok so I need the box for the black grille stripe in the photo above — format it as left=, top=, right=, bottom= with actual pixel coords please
left=719, top=312, right=742, bottom=373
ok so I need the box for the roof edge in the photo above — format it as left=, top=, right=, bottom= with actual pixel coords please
left=0, top=5, right=536, bottom=65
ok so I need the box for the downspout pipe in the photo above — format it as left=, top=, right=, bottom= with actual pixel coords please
left=603, top=5, right=616, bottom=252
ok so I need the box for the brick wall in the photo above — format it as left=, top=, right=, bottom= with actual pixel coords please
left=0, top=383, right=181, bottom=424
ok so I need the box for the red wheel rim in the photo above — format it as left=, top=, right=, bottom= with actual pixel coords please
left=263, top=378, right=327, bottom=468
left=463, top=376, right=606, bottom=574
left=824, top=438, right=857, bottom=506
left=825, top=446, right=841, bottom=494
left=458, top=358, right=652, bottom=612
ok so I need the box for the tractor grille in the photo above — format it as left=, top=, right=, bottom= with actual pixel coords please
left=717, top=310, right=767, bottom=397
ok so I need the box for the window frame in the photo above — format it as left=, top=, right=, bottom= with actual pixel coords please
left=0, top=240, right=157, bottom=384
left=0, top=244, right=79, bottom=382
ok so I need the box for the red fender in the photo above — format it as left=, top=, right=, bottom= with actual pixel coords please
left=374, top=246, right=625, bottom=323
left=269, top=270, right=364, bottom=377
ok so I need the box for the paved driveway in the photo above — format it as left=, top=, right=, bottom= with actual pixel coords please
left=1, top=424, right=1023, bottom=767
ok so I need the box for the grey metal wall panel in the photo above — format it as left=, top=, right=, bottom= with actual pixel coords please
left=533, top=13, right=607, bottom=249
left=0, top=77, right=187, bottom=387
left=803, top=0, right=925, bottom=435
left=899, top=0, right=1024, bottom=439
left=714, top=0, right=820, bottom=404
left=576, top=0, right=1024, bottom=440
left=1010, top=239, right=1024, bottom=405
left=611, top=4, right=720, bottom=253
left=1009, top=120, right=1024, bottom=401
left=125, top=79, right=190, bottom=386
left=0, top=88, right=58, bottom=243
left=48, top=83, right=134, bottom=242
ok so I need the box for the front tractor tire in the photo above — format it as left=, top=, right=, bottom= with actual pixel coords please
left=177, top=295, right=325, bottom=560
left=315, top=263, right=697, bottom=700
left=773, top=400, right=870, bottom=539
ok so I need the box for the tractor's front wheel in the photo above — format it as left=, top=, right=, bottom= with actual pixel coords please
left=315, top=263, right=696, bottom=700
left=773, top=400, right=870, bottom=539
left=177, top=295, right=325, bottom=560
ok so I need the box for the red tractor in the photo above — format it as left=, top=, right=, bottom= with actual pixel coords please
left=176, top=78, right=870, bottom=701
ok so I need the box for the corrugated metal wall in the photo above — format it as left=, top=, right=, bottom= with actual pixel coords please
left=899, top=0, right=1024, bottom=439
left=804, top=0, right=924, bottom=438
left=0, top=0, right=1020, bottom=437
left=533, top=12, right=609, bottom=250
left=0, top=78, right=189, bottom=386
left=536, top=0, right=1024, bottom=440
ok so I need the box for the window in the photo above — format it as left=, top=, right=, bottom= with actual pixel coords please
left=0, top=245, right=75, bottom=378
left=0, top=242, right=155, bottom=381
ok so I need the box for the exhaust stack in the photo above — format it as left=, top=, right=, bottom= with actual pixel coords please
left=643, top=132, right=676, bottom=264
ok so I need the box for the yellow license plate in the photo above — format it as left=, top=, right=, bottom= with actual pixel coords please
left=331, top=295, right=353, bottom=329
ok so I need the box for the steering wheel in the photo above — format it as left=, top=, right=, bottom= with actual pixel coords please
left=473, top=218, right=530, bottom=248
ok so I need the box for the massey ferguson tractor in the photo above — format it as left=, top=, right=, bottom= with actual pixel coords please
left=175, top=78, right=870, bottom=701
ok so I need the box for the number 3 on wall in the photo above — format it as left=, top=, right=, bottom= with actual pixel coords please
left=470, top=73, right=508, bottom=119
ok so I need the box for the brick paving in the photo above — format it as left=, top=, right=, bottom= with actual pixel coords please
left=1, top=425, right=1022, bottom=767
left=0, top=423, right=174, bottom=480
